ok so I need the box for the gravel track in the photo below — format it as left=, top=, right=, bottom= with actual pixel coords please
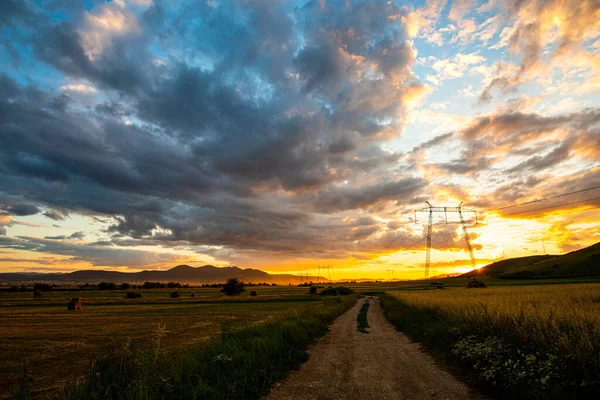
left=265, top=297, right=483, bottom=400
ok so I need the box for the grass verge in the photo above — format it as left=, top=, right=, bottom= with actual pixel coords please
left=62, top=295, right=357, bottom=400
left=380, top=287, right=600, bottom=400
left=357, top=300, right=370, bottom=333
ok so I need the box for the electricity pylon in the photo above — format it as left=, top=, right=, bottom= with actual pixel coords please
left=414, top=201, right=477, bottom=279
left=317, top=264, right=331, bottom=282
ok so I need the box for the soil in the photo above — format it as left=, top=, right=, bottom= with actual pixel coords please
left=264, top=297, right=484, bottom=400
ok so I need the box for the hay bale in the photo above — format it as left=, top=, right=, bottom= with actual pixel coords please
left=67, top=297, right=82, bottom=310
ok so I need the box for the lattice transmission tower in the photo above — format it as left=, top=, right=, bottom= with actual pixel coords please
left=414, top=201, right=477, bottom=279
left=316, top=264, right=331, bottom=283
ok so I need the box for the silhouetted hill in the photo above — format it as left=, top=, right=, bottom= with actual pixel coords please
left=0, top=265, right=326, bottom=285
left=462, top=242, right=600, bottom=279
left=462, top=255, right=556, bottom=278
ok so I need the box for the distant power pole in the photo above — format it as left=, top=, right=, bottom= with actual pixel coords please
left=414, top=201, right=477, bottom=279
left=542, top=240, right=547, bottom=255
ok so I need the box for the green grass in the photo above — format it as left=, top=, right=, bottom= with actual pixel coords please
left=356, top=300, right=370, bottom=333
left=381, top=284, right=600, bottom=399
left=62, top=296, right=357, bottom=400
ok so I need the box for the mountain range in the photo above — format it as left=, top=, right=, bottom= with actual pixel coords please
left=0, top=265, right=328, bottom=285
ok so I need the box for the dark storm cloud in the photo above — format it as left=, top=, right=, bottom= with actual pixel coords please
left=5, top=204, right=40, bottom=216
left=311, top=178, right=427, bottom=213
left=0, top=0, right=431, bottom=264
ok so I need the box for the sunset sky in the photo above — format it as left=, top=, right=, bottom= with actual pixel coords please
left=1, top=0, right=599, bottom=280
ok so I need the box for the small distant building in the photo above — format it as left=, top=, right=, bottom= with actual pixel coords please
left=67, top=298, right=82, bottom=310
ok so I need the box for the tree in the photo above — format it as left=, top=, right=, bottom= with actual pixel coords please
left=33, top=283, right=53, bottom=292
left=121, top=283, right=131, bottom=290
left=221, top=278, right=245, bottom=296
left=98, top=282, right=116, bottom=290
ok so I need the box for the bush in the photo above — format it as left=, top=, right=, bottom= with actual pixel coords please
left=170, top=291, right=181, bottom=299
left=221, top=277, right=245, bottom=296
left=309, top=286, right=318, bottom=295
left=190, top=293, right=196, bottom=298
left=8, top=286, right=19, bottom=292
left=250, top=291, right=258, bottom=297
left=33, top=289, right=42, bottom=299
left=467, top=278, right=487, bottom=288
left=319, top=286, right=354, bottom=296
left=143, top=282, right=166, bottom=289
left=125, top=292, right=143, bottom=299
left=33, top=283, right=53, bottom=292
left=98, top=282, right=116, bottom=290
left=120, top=283, right=131, bottom=290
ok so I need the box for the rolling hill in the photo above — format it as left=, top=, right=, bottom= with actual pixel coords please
left=462, top=242, right=600, bottom=279
left=0, top=265, right=327, bottom=285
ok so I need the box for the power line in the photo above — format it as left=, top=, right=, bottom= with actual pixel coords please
left=379, top=234, right=425, bottom=253
left=380, top=237, right=426, bottom=266
left=490, top=185, right=600, bottom=212
left=377, top=219, right=452, bottom=254
left=500, top=196, right=600, bottom=217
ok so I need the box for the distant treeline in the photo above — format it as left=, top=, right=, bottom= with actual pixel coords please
left=2, top=281, right=280, bottom=292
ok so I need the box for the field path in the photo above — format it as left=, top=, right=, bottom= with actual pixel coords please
left=264, top=297, right=482, bottom=400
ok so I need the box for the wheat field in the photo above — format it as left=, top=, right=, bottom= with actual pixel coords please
left=382, top=284, right=600, bottom=398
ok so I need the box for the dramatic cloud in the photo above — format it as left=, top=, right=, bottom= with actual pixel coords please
left=480, top=0, right=600, bottom=102
left=5, top=204, right=40, bottom=216
left=0, top=0, right=598, bottom=278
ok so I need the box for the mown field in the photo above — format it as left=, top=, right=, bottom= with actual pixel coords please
left=381, top=283, right=600, bottom=399
left=4, top=277, right=599, bottom=399
left=0, top=286, right=341, bottom=399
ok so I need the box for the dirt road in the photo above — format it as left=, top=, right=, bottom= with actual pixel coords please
left=265, top=297, right=482, bottom=400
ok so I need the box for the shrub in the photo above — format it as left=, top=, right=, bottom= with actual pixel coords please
left=120, top=283, right=131, bottom=290
left=467, top=278, right=487, bottom=288
left=221, top=277, right=245, bottom=296
left=250, top=291, right=258, bottom=297
left=190, top=293, right=196, bottom=298
left=309, top=286, right=318, bottom=295
left=33, top=283, right=53, bottom=292
left=170, top=291, right=181, bottom=299
left=319, top=286, right=354, bottom=296
left=125, top=292, right=143, bottom=299
left=8, top=285, right=18, bottom=292
left=98, top=282, right=116, bottom=290
left=33, top=289, right=42, bottom=299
